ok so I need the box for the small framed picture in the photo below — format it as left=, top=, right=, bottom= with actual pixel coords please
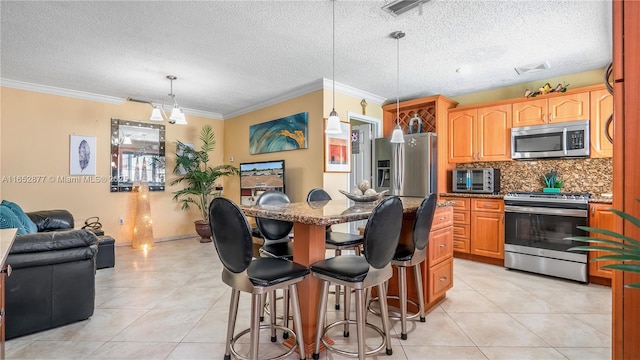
left=324, top=120, right=351, bottom=173
left=70, top=135, right=96, bottom=175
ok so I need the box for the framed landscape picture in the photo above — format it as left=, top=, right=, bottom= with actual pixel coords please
left=324, top=120, right=351, bottom=173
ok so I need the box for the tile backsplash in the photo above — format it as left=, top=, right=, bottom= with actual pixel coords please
left=456, top=158, right=612, bottom=195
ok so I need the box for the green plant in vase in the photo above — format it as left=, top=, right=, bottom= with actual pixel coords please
left=569, top=199, right=640, bottom=288
left=542, top=170, right=562, bottom=192
left=171, top=124, right=239, bottom=242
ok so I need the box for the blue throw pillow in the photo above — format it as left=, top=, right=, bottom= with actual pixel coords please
left=1, top=200, right=38, bottom=234
left=0, top=205, right=28, bottom=235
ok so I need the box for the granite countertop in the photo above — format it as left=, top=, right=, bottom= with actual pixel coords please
left=241, top=197, right=453, bottom=226
left=440, top=192, right=613, bottom=204
left=589, top=196, right=613, bottom=204
left=440, top=193, right=504, bottom=199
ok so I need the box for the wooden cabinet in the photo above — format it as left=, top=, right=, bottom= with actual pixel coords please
left=443, top=197, right=504, bottom=260
left=426, top=207, right=454, bottom=303
left=512, top=92, right=590, bottom=127
left=448, top=104, right=511, bottom=163
left=588, top=203, right=616, bottom=279
left=612, top=2, right=640, bottom=358
left=590, top=89, right=614, bottom=158
left=445, top=198, right=471, bottom=253
left=470, top=210, right=504, bottom=259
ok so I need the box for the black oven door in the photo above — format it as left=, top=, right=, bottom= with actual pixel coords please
left=504, top=205, right=588, bottom=253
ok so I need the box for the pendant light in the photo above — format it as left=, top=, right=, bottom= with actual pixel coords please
left=390, top=31, right=405, bottom=144
left=325, top=0, right=342, bottom=134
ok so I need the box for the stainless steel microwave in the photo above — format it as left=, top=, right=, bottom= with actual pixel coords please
left=511, top=120, right=590, bottom=159
left=452, top=168, right=500, bottom=194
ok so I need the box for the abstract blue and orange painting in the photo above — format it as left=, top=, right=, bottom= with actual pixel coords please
left=249, top=112, right=308, bottom=154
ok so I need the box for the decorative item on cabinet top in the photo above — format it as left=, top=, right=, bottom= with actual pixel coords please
left=524, top=82, right=570, bottom=98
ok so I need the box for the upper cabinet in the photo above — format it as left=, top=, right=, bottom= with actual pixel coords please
left=448, top=104, right=511, bottom=163
left=512, top=92, right=590, bottom=127
left=590, top=89, right=614, bottom=158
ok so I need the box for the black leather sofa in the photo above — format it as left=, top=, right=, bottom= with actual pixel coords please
left=5, top=209, right=98, bottom=339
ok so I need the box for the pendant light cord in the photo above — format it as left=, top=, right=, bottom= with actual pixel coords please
left=332, top=0, right=336, bottom=111
left=396, top=33, right=400, bottom=126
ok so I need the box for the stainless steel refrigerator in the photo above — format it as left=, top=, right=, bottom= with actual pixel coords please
left=373, top=132, right=437, bottom=197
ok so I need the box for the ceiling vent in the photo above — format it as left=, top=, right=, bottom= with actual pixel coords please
left=382, top=0, right=431, bottom=17
left=514, top=61, right=550, bottom=75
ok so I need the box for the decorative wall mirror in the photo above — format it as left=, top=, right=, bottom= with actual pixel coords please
left=110, top=118, right=165, bottom=192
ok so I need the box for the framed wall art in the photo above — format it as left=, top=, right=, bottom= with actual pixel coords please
left=249, top=112, right=308, bottom=154
left=324, top=120, right=351, bottom=173
left=70, top=135, right=96, bottom=175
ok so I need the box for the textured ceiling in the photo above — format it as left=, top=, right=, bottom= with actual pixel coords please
left=0, top=0, right=612, bottom=119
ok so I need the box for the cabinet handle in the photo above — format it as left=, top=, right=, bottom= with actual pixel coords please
left=439, top=277, right=448, bottom=282
left=439, top=244, right=446, bottom=248
left=591, top=206, right=595, bottom=215
left=502, top=216, right=505, bottom=224
left=548, top=113, right=552, bottom=122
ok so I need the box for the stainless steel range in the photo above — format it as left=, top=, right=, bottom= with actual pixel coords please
left=503, top=192, right=590, bottom=282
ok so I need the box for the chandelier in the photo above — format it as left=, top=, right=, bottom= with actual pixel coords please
left=150, top=75, right=187, bottom=125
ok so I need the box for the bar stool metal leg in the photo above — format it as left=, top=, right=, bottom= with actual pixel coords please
left=224, top=289, right=241, bottom=360
left=269, top=290, right=277, bottom=342
left=355, top=288, right=366, bottom=360
left=313, top=280, right=331, bottom=360
left=288, top=284, right=306, bottom=360
left=343, top=283, right=351, bottom=337
left=250, top=293, right=262, bottom=360
left=377, top=283, right=394, bottom=356
left=334, top=248, right=342, bottom=310
left=282, top=289, right=290, bottom=339
left=399, top=266, right=408, bottom=340
left=413, top=264, right=426, bottom=322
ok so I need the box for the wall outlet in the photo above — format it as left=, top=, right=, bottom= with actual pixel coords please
left=118, top=217, right=124, bottom=225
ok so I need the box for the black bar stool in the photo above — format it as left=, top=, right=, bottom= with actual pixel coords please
left=253, top=190, right=295, bottom=336
left=310, top=196, right=403, bottom=360
left=371, top=193, right=437, bottom=340
left=306, top=188, right=364, bottom=312
left=209, top=197, right=308, bottom=360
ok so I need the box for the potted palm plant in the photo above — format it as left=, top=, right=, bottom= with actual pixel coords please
left=569, top=199, right=640, bottom=288
left=171, top=124, right=239, bottom=243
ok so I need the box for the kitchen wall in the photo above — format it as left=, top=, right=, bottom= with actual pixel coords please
left=456, top=158, right=613, bottom=195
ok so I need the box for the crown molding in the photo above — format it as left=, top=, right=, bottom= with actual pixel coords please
left=223, top=78, right=386, bottom=119
left=1, top=77, right=386, bottom=121
left=322, top=78, right=387, bottom=105
left=0, top=78, right=125, bottom=104
left=182, top=107, right=223, bottom=120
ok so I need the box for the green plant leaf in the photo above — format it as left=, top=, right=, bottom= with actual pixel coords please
left=171, top=125, right=239, bottom=221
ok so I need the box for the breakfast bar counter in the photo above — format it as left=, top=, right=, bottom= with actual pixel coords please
left=240, top=197, right=453, bottom=352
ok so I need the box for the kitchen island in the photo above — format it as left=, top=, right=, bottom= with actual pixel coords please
left=240, top=197, right=453, bottom=353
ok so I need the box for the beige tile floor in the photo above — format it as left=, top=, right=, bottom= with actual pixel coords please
left=6, top=238, right=612, bottom=360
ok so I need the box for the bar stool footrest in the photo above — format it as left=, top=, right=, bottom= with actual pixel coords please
left=230, top=323, right=298, bottom=360
left=368, top=295, right=422, bottom=321
left=321, top=319, right=387, bottom=357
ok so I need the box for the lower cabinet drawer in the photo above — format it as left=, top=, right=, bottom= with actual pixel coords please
left=452, top=224, right=470, bottom=239
left=453, top=238, right=470, bottom=253
left=428, top=257, right=453, bottom=302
